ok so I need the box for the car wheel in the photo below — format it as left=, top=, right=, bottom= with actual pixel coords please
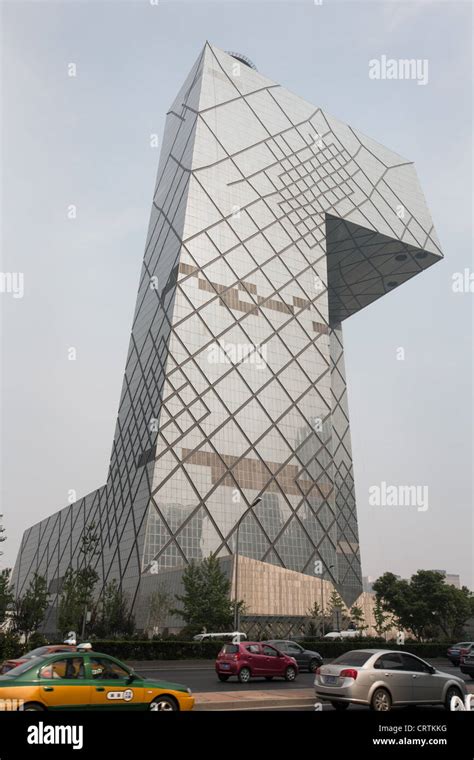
left=445, top=686, right=463, bottom=711
left=331, top=701, right=349, bottom=710
left=238, top=667, right=251, bottom=683
left=218, top=674, right=230, bottom=682
left=309, top=659, right=319, bottom=673
left=371, top=688, right=392, bottom=712
left=149, top=696, right=178, bottom=711
left=265, top=676, right=274, bottom=681
left=284, top=666, right=297, bottom=682
left=23, top=703, right=46, bottom=711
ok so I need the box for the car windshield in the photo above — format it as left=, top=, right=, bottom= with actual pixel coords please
left=23, top=647, right=49, bottom=659
left=332, top=651, right=373, bottom=666
left=0, top=660, right=38, bottom=678
left=221, top=644, right=239, bottom=654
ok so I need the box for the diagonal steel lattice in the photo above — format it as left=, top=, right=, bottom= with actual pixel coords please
left=12, top=44, right=443, bottom=618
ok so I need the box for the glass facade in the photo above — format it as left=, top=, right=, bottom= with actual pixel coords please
left=12, top=44, right=443, bottom=619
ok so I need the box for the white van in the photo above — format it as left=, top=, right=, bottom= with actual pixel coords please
left=193, top=631, right=247, bottom=643
left=323, top=630, right=364, bottom=640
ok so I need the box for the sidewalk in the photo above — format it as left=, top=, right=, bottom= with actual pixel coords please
left=194, top=687, right=315, bottom=710
left=194, top=682, right=474, bottom=711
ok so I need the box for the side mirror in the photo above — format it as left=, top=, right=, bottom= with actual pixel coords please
left=127, top=673, right=137, bottom=684
left=429, top=666, right=436, bottom=675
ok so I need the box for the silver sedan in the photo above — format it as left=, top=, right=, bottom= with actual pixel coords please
left=314, top=649, right=467, bottom=711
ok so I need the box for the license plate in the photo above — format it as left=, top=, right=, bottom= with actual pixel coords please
left=221, top=663, right=230, bottom=669
left=324, top=675, right=338, bottom=685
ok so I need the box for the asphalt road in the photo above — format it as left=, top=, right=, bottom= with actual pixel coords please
left=252, top=704, right=450, bottom=711
left=132, top=658, right=471, bottom=694
left=135, top=662, right=316, bottom=691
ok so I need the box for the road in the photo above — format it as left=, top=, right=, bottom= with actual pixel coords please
left=132, top=658, right=470, bottom=693
left=133, top=661, right=316, bottom=692
left=129, top=658, right=472, bottom=710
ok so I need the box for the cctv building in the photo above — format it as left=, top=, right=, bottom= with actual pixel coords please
left=12, top=44, right=443, bottom=634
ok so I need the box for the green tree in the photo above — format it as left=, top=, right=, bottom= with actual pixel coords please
left=0, top=569, right=13, bottom=627
left=307, top=601, right=331, bottom=637
left=373, top=597, right=393, bottom=638
left=145, top=584, right=172, bottom=637
left=0, top=520, right=13, bottom=630
left=307, top=601, right=322, bottom=628
left=173, top=561, right=202, bottom=634
left=91, top=579, right=135, bottom=638
left=433, top=583, right=472, bottom=640
left=12, top=574, right=49, bottom=644
left=173, top=555, right=238, bottom=635
left=57, top=568, right=83, bottom=635
left=329, top=590, right=344, bottom=609
left=57, top=523, right=100, bottom=638
left=0, top=515, right=6, bottom=556
left=328, top=590, right=347, bottom=631
left=373, top=570, right=473, bottom=641
left=350, top=604, right=368, bottom=633
left=78, top=523, right=100, bottom=607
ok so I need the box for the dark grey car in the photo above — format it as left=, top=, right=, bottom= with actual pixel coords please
left=460, top=651, right=474, bottom=679
left=267, top=640, right=323, bottom=672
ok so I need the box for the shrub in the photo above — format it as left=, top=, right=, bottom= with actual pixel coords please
left=84, top=638, right=452, bottom=661
left=0, top=631, right=22, bottom=661
left=90, top=640, right=223, bottom=660
left=26, top=631, right=49, bottom=650
left=0, top=635, right=453, bottom=663
left=299, top=639, right=450, bottom=659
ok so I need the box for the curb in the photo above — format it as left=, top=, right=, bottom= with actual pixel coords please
left=194, top=698, right=316, bottom=711
left=194, top=688, right=315, bottom=711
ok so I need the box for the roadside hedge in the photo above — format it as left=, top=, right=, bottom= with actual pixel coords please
left=84, top=639, right=451, bottom=661
left=0, top=636, right=451, bottom=663
left=92, top=640, right=224, bottom=660
left=298, top=640, right=450, bottom=660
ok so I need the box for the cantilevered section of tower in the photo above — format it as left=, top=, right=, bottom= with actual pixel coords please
left=12, top=43, right=443, bottom=629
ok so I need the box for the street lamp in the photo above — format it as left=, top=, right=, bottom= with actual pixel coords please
left=233, top=496, right=262, bottom=632
left=320, top=563, right=335, bottom=637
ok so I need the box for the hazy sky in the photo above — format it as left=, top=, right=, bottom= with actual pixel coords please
left=1, top=0, right=472, bottom=587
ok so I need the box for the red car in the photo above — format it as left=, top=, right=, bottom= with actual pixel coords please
left=459, top=644, right=473, bottom=666
left=0, top=644, right=77, bottom=674
left=215, top=641, right=298, bottom=683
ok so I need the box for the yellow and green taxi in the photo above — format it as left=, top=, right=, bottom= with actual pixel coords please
left=0, top=650, right=194, bottom=711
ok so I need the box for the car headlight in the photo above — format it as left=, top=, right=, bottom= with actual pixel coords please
left=187, top=688, right=192, bottom=695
